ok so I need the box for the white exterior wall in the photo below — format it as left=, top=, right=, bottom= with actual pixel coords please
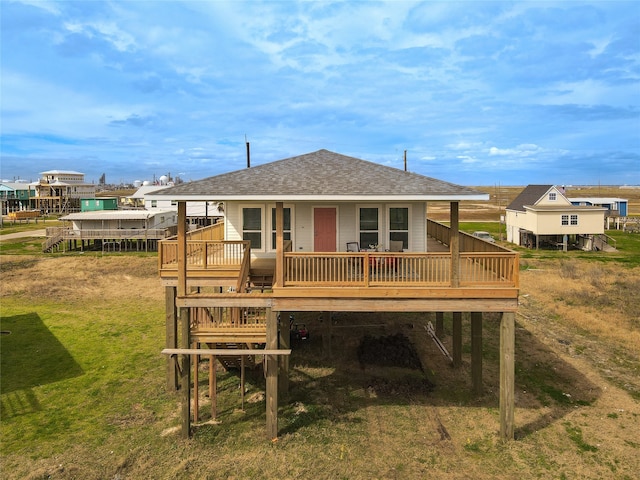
left=224, top=200, right=427, bottom=260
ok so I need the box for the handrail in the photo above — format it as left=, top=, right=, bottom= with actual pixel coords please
left=283, top=250, right=519, bottom=288
left=159, top=240, right=250, bottom=270
left=236, top=244, right=252, bottom=292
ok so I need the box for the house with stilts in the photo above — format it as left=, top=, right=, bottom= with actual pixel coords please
left=152, top=150, right=520, bottom=440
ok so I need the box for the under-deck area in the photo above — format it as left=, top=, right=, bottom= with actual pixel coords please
left=160, top=214, right=519, bottom=442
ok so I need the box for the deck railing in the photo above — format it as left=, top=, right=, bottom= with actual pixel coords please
left=159, top=240, right=249, bottom=270
left=44, top=226, right=176, bottom=240
left=427, top=218, right=506, bottom=252
left=190, top=306, right=267, bottom=331
left=283, top=251, right=518, bottom=287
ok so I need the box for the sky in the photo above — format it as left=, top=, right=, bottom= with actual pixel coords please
left=1, top=1, right=639, bottom=187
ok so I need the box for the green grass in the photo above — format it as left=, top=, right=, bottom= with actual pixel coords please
left=0, top=217, right=62, bottom=235
left=0, top=296, right=169, bottom=456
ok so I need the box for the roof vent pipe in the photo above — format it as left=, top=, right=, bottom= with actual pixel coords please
left=246, top=140, right=251, bottom=168
left=404, top=150, right=407, bottom=171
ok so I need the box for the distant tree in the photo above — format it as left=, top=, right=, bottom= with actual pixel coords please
left=99, top=173, right=106, bottom=185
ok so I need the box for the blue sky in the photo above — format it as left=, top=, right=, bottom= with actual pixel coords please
left=1, top=1, right=639, bottom=186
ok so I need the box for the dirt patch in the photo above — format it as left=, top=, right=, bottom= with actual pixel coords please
left=357, top=333, right=424, bottom=371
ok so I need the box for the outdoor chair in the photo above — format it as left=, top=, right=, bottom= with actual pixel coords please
left=346, top=242, right=362, bottom=278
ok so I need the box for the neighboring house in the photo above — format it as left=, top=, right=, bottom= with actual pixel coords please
left=128, top=185, right=223, bottom=227
left=32, top=170, right=96, bottom=214
left=505, top=185, right=607, bottom=250
left=43, top=209, right=177, bottom=253
left=567, top=196, right=628, bottom=230
left=0, top=182, right=36, bottom=215
left=151, top=149, right=520, bottom=441
left=80, top=197, right=118, bottom=212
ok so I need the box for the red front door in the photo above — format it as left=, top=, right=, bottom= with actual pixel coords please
left=314, top=207, right=337, bottom=252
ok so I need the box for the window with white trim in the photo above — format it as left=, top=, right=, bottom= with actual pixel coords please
left=271, top=207, right=292, bottom=250
left=561, top=214, right=569, bottom=226
left=549, top=192, right=557, bottom=201
left=388, top=206, right=409, bottom=250
left=242, top=207, right=263, bottom=249
left=359, top=207, right=380, bottom=249
left=570, top=214, right=578, bottom=225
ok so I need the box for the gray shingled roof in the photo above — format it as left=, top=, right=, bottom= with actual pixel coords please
left=152, top=149, right=487, bottom=201
left=505, top=185, right=553, bottom=212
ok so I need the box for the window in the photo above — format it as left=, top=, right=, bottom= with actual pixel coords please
left=561, top=215, right=569, bottom=226
left=570, top=214, right=578, bottom=226
left=388, top=207, right=409, bottom=249
left=359, top=207, right=379, bottom=248
left=151, top=200, right=157, bottom=208
left=549, top=192, right=557, bottom=201
left=271, top=207, right=292, bottom=249
left=243, top=207, right=262, bottom=249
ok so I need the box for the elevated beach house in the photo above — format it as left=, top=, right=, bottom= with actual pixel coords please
left=505, top=185, right=608, bottom=251
left=151, top=150, right=520, bottom=440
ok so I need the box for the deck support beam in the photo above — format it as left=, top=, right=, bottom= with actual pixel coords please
left=323, top=311, right=332, bottom=359
left=278, top=312, right=290, bottom=401
left=165, top=286, right=178, bottom=391
left=179, top=306, right=191, bottom=439
left=265, top=308, right=279, bottom=440
left=452, top=312, right=462, bottom=368
left=435, top=311, right=444, bottom=337
left=471, top=312, right=483, bottom=395
left=500, top=311, right=515, bottom=440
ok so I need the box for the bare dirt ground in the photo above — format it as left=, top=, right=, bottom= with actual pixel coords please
left=2, top=186, right=639, bottom=479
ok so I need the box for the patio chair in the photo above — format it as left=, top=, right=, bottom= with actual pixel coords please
left=346, top=242, right=360, bottom=252
left=346, top=242, right=362, bottom=278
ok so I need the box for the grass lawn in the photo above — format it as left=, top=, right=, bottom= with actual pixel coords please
left=1, top=226, right=639, bottom=478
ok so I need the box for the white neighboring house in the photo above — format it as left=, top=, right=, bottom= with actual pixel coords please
left=505, top=185, right=607, bottom=251
left=32, top=170, right=96, bottom=213
left=129, top=185, right=224, bottom=227
left=43, top=209, right=178, bottom=253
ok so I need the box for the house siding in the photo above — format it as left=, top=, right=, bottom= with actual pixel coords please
left=224, top=200, right=427, bottom=257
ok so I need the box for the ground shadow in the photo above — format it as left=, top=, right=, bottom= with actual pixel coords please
left=278, top=311, right=602, bottom=440
left=187, top=311, right=602, bottom=441
left=1, top=312, right=84, bottom=417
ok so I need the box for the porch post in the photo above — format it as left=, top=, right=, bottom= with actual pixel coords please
left=500, top=312, right=515, bottom=440
left=177, top=201, right=190, bottom=437
left=450, top=201, right=460, bottom=288
left=471, top=312, right=483, bottom=395
left=266, top=308, right=279, bottom=440
left=275, top=202, right=284, bottom=287
left=177, top=201, right=187, bottom=297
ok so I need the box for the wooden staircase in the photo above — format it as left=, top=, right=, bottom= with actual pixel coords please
left=209, top=343, right=261, bottom=370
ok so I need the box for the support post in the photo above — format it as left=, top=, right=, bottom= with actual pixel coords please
left=193, top=348, right=199, bottom=422
left=500, top=312, right=515, bottom=440
left=322, top=311, right=332, bottom=359
left=450, top=201, right=460, bottom=288
left=471, top=312, right=483, bottom=395
left=435, top=311, right=444, bottom=338
left=165, top=286, right=178, bottom=391
left=278, top=312, right=290, bottom=401
left=177, top=201, right=187, bottom=297
left=265, top=308, right=279, bottom=440
left=209, top=354, right=217, bottom=420
left=452, top=312, right=462, bottom=368
left=179, top=307, right=191, bottom=438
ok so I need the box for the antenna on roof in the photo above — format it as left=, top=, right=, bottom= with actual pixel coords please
left=245, top=134, right=250, bottom=168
